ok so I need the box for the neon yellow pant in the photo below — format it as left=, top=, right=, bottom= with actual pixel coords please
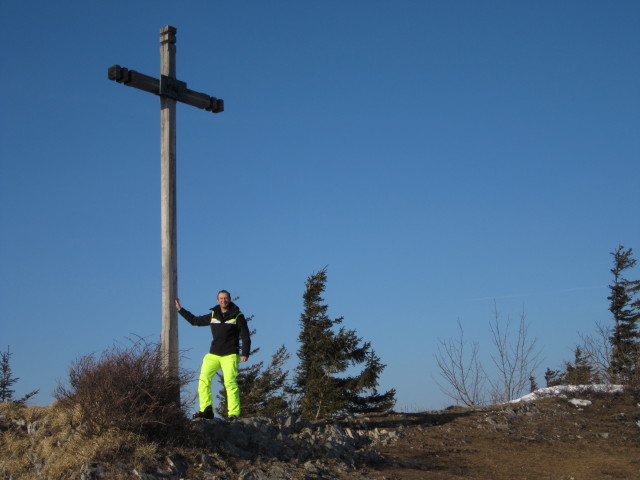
left=198, top=353, right=240, bottom=416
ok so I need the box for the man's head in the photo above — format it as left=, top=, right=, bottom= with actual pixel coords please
left=217, top=290, right=231, bottom=311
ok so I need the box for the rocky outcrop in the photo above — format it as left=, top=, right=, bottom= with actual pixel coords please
left=83, top=415, right=403, bottom=480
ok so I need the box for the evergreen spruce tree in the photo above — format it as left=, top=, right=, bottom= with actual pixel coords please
left=563, top=347, right=597, bottom=385
left=216, top=314, right=291, bottom=418
left=544, top=367, right=563, bottom=387
left=0, top=346, right=17, bottom=402
left=0, top=346, right=38, bottom=404
left=607, top=245, right=640, bottom=385
left=293, top=268, right=395, bottom=419
left=217, top=345, right=290, bottom=418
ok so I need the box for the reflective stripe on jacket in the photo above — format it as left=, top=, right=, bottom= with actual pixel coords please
left=178, top=301, right=251, bottom=357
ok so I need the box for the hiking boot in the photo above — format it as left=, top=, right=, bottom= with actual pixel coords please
left=192, top=406, right=214, bottom=420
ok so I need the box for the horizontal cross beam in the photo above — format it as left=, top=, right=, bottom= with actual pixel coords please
left=107, top=64, right=224, bottom=113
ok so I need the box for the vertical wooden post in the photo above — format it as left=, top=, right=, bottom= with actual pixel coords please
left=159, top=26, right=179, bottom=389
left=108, top=26, right=224, bottom=405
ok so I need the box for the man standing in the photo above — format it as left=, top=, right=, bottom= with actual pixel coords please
left=175, top=290, right=251, bottom=419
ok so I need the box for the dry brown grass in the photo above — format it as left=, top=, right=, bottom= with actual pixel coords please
left=0, top=401, right=163, bottom=479
left=0, top=339, right=195, bottom=479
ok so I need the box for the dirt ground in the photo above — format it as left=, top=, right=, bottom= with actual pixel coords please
left=363, top=389, right=640, bottom=480
left=2, top=388, right=638, bottom=479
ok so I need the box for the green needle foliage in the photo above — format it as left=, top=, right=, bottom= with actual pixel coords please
left=0, top=346, right=17, bottom=402
left=0, top=346, right=38, bottom=404
left=563, top=347, right=599, bottom=385
left=608, top=245, right=640, bottom=385
left=216, top=311, right=291, bottom=418
left=216, top=344, right=291, bottom=418
left=293, top=268, right=395, bottom=419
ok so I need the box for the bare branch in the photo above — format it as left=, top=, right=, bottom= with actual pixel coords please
left=488, top=303, right=542, bottom=403
left=579, top=320, right=613, bottom=383
left=434, top=319, right=487, bottom=406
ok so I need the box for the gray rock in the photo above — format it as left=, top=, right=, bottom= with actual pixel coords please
left=26, top=451, right=44, bottom=473
left=568, top=398, right=592, bottom=408
left=27, top=421, right=40, bottom=435
left=503, top=408, right=517, bottom=418
left=132, top=469, right=159, bottom=480
left=164, top=455, right=187, bottom=476
left=223, top=440, right=254, bottom=460
left=80, top=462, right=105, bottom=480
left=184, top=411, right=398, bottom=477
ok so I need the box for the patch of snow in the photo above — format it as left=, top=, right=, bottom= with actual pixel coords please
left=509, top=385, right=624, bottom=404
left=568, top=399, right=592, bottom=408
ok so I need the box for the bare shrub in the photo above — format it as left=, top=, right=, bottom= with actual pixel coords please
left=54, top=338, right=193, bottom=442
left=578, top=320, right=614, bottom=383
left=487, top=304, right=542, bottom=403
left=435, top=304, right=542, bottom=406
left=434, top=319, right=486, bottom=406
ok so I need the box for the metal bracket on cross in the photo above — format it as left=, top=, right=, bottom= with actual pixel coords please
left=160, top=75, right=187, bottom=101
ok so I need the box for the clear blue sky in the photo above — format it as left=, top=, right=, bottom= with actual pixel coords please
left=1, top=0, right=638, bottom=411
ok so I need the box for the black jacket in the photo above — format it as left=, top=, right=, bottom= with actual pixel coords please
left=178, top=302, right=251, bottom=357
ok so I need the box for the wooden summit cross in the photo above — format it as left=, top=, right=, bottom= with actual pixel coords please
left=108, top=26, right=224, bottom=390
